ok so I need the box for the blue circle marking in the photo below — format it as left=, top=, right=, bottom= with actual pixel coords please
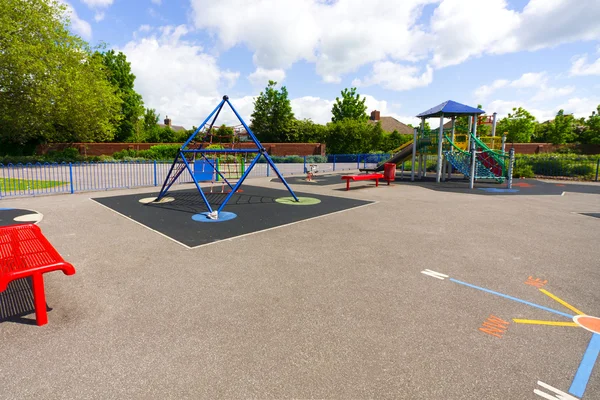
left=192, top=211, right=237, bottom=223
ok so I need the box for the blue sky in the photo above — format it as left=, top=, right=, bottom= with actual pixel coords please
left=65, top=0, right=600, bottom=129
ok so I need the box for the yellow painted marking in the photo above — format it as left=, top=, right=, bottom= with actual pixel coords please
left=512, top=319, right=579, bottom=327
left=539, top=289, right=586, bottom=315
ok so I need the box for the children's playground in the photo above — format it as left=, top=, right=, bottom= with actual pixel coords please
left=0, top=99, right=599, bottom=399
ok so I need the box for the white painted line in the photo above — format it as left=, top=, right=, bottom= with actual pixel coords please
left=421, top=269, right=449, bottom=280
left=188, top=201, right=379, bottom=249
left=534, top=381, right=579, bottom=400
left=561, top=191, right=566, bottom=196
left=90, top=197, right=379, bottom=250
left=90, top=199, right=193, bottom=249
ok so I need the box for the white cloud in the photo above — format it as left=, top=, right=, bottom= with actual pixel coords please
left=119, top=25, right=242, bottom=128
left=187, top=0, right=600, bottom=88
left=432, top=0, right=600, bottom=67
left=474, top=71, right=572, bottom=103
left=94, top=11, right=105, bottom=22
left=352, top=62, right=433, bottom=91
left=431, top=0, right=520, bottom=68
left=530, top=86, right=575, bottom=102
left=510, top=72, right=547, bottom=88
left=80, top=0, right=113, bottom=7
left=190, top=0, right=433, bottom=83
left=488, top=96, right=600, bottom=123
left=248, top=68, right=286, bottom=88
left=474, top=80, right=509, bottom=100
left=60, top=1, right=92, bottom=39
left=570, top=54, right=600, bottom=76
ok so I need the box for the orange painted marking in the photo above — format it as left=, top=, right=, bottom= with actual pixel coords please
left=513, top=182, right=533, bottom=187
left=479, top=315, right=510, bottom=338
left=525, top=276, right=548, bottom=288
left=574, top=316, right=600, bottom=335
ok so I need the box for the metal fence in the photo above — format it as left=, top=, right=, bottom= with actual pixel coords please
left=0, top=154, right=391, bottom=198
left=515, top=156, right=600, bottom=181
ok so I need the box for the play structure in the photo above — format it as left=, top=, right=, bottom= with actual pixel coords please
left=366, top=100, right=514, bottom=189
left=156, top=96, right=299, bottom=220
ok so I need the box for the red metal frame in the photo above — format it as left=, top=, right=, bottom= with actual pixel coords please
left=0, top=224, right=75, bottom=326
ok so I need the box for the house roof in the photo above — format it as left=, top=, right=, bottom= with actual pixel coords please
left=417, top=100, right=485, bottom=118
left=158, top=123, right=186, bottom=132
left=368, top=116, right=413, bottom=134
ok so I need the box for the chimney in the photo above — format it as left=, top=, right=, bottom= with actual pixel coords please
left=164, top=115, right=172, bottom=127
left=370, top=110, right=380, bottom=121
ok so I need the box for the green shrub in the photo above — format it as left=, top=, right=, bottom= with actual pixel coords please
left=306, top=155, right=327, bottom=163
left=513, top=164, right=534, bottom=178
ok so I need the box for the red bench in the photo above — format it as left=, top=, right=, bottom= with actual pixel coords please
left=341, top=173, right=385, bottom=191
left=0, top=224, right=75, bottom=326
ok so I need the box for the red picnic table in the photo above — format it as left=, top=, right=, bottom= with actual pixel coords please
left=0, top=224, right=75, bottom=326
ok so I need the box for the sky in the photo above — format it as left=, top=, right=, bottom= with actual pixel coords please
left=63, top=0, right=600, bottom=129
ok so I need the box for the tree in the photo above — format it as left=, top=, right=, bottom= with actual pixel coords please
left=250, top=80, right=295, bottom=142
left=324, top=119, right=383, bottom=154
left=579, top=105, right=600, bottom=145
left=0, top=0, right=122, bottom=149
left=288, top=119, right=328, bottom=143
left=97, top=49, right=144, bottom=142
left=496, top=107, right=536, bottom=143
left=215, top=124, right=234, bottom=143
left=331, top=88, right=368, bottom=122
left=546, top=110, right=577, bottom=145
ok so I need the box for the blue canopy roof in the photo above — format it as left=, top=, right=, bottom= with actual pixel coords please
left=417, top=100, right=485, bottom=118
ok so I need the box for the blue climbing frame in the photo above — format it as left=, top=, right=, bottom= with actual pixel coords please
left=156, top=96, right=299, bottom=217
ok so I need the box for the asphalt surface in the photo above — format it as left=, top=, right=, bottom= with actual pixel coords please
left=0, top=174, right=599, bottom=399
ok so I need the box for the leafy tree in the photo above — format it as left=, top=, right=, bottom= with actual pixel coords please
left=382, top=130, right=411, bottom=153
left=288, top=119, right=328, bottom=143
left=250, top=80, right=295, bottom=142
left=331, top=88, right=368, bottom=122
left=215, top=124, right=234, bottom=143
left=579, top=105, right=600, bottom=145
left=546, top=110, right=577, bottom=145
left=496, top=107, right=536, bottom=143
left=0, top=0, right=122, bottom=149
left=324, top=120, right=383, bottom=154
left=97, top=49, right=144, bottom=142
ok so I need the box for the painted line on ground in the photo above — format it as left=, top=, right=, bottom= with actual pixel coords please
left=449, top=278, right=574, bottom=319
left=512, top=319, right=579, bottom=327
left=90, top=199, right=194, bottom=249
left=91, top=197, right=379, bottom=250
left=569, top=333, right=600, bottom=398
left=539, top=289, right=586, bottom=315
left=188, top=201, right=379, bottom=249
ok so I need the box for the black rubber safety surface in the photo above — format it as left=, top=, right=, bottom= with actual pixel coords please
left=92, top=185, right=372, bottom=247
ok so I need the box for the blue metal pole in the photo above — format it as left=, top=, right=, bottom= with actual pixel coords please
left=303, top=156, right=307, bottom=173
left=69, top=163, right=74, bottom=194
left=216, top=153, right=263, bottom=213
left=333, top=155, right=336, bottom=171
left=357, top=155, right=360, bottom=170
left=595, top=158, right=599, bottom=182
left=181, top=99, right=226, bottom=149
left=154, top=160, right=157, bottom=186
left=180, top=154, right=213, bottom=213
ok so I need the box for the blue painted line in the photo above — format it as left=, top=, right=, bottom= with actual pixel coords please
left=569, top=333, right=600, bottom=398
left=0, top=208, right=14, bottom=210
left=449, top=278, right=574, bottom=319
